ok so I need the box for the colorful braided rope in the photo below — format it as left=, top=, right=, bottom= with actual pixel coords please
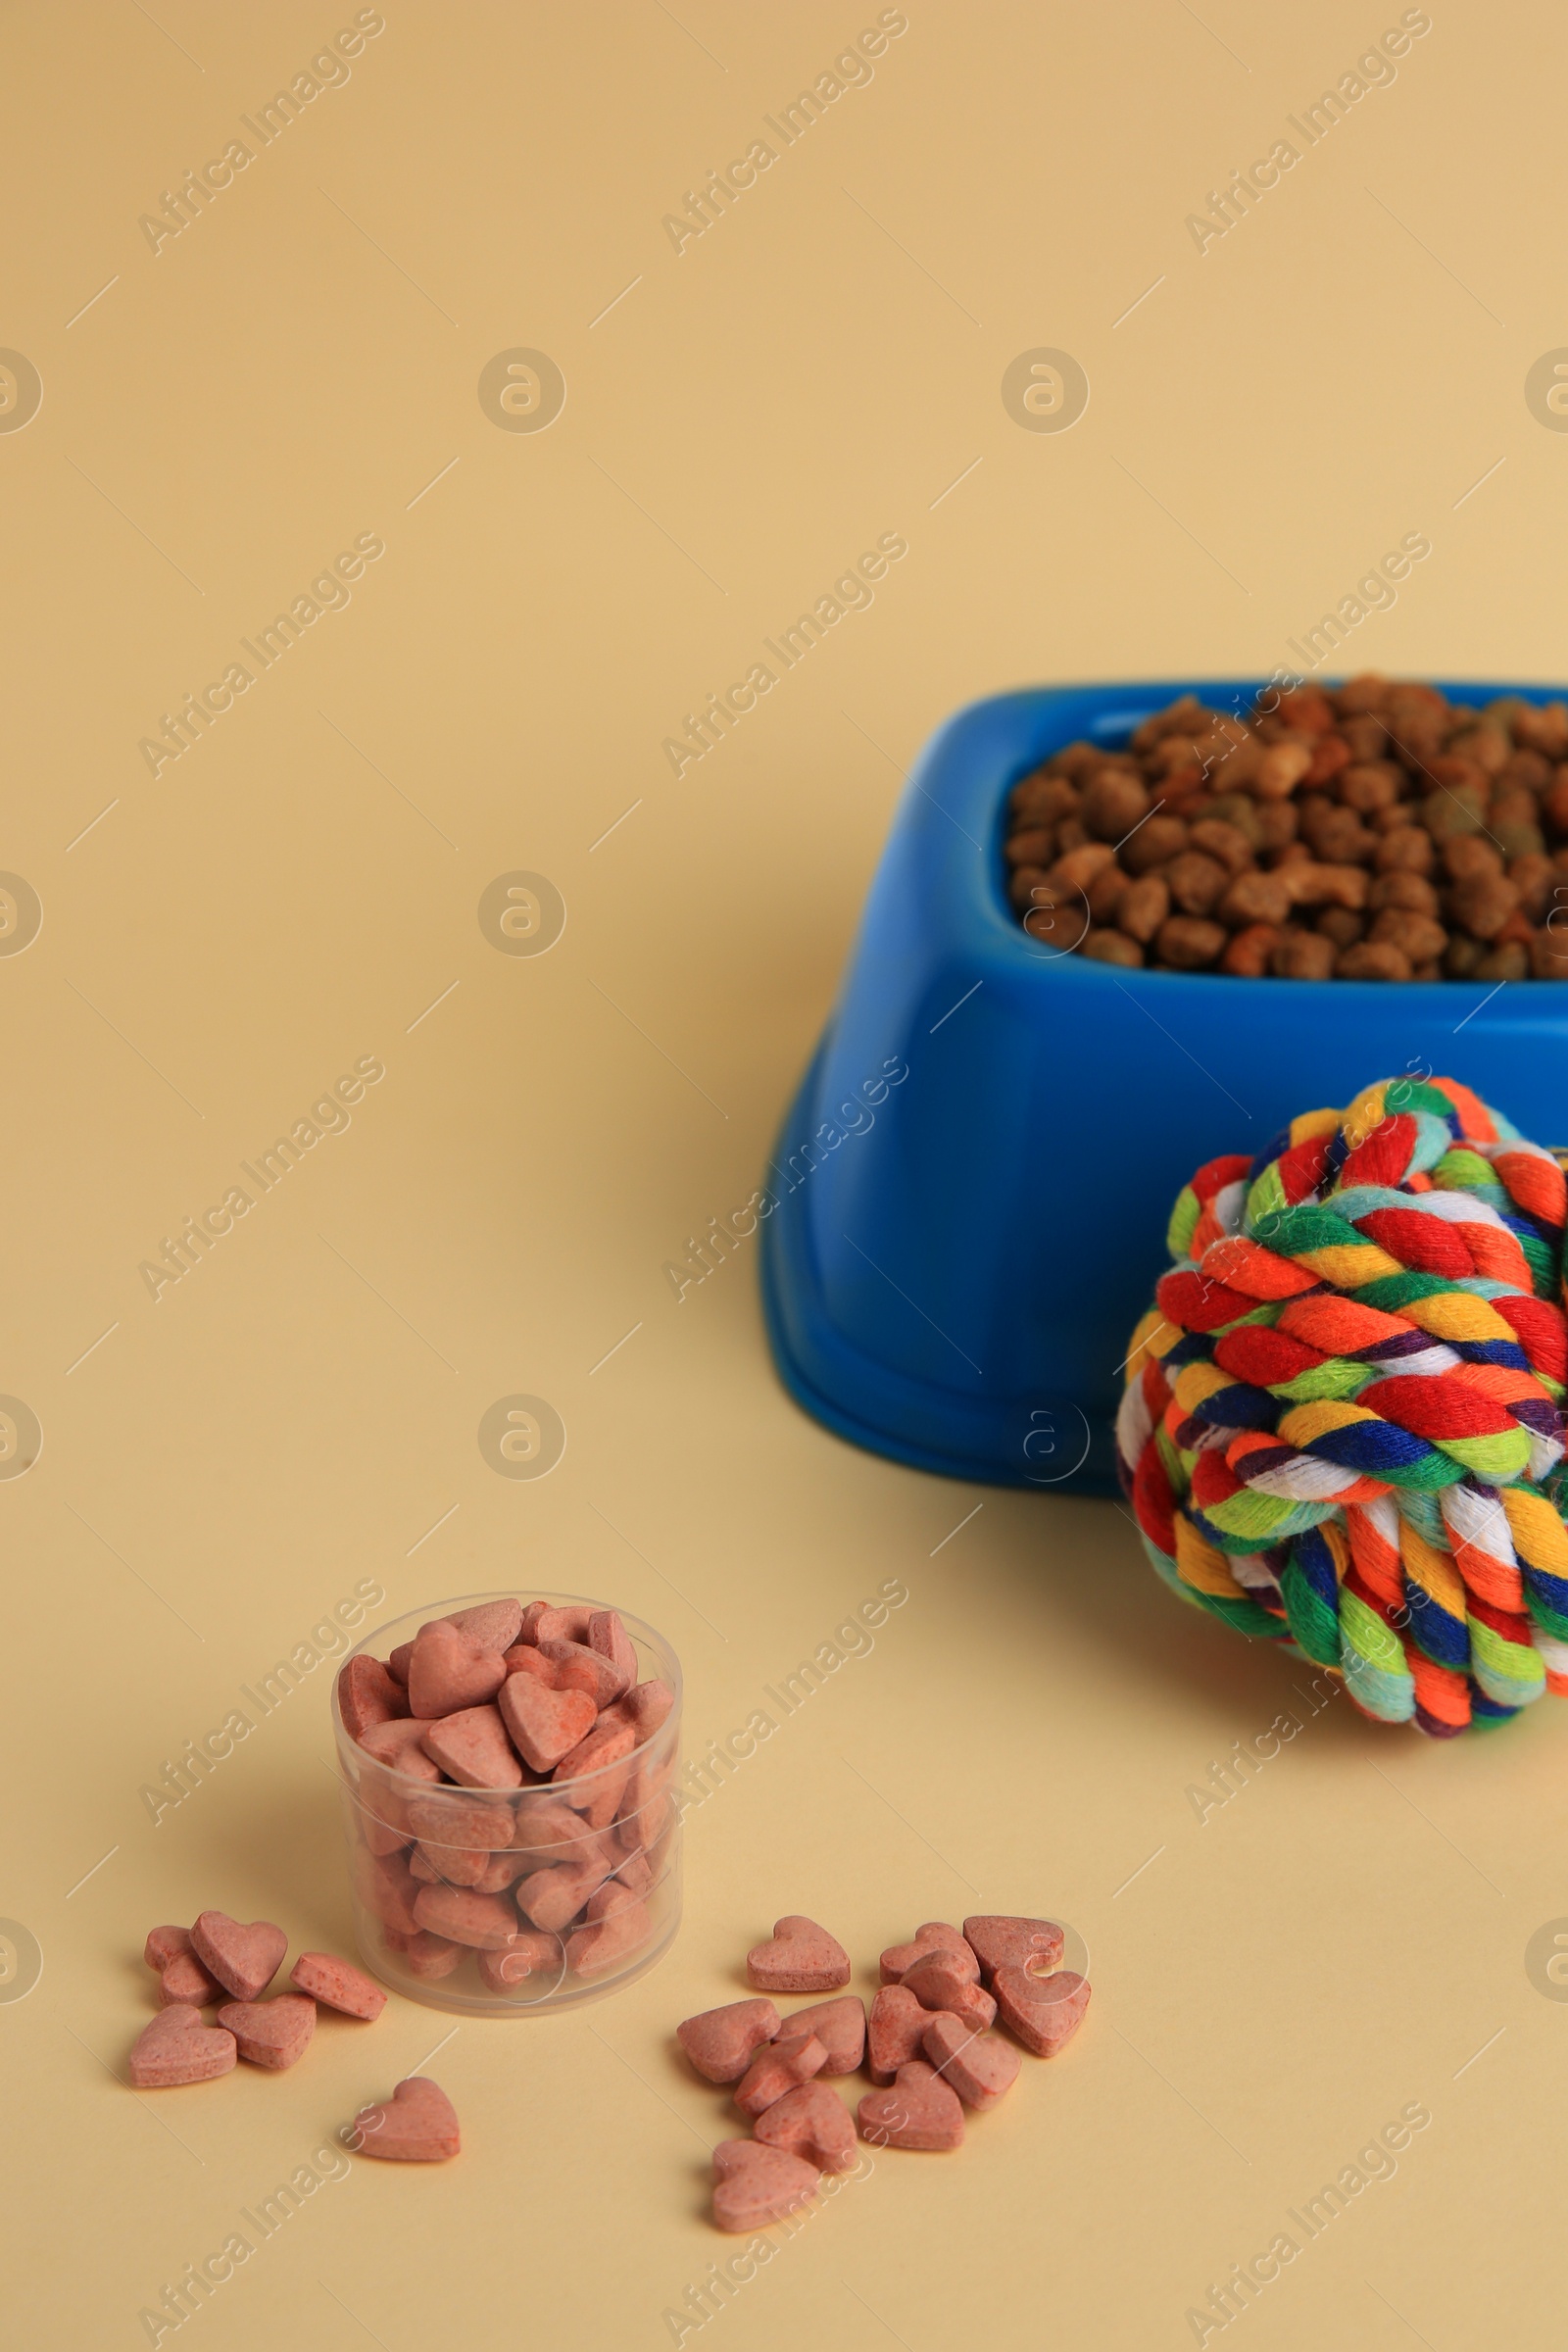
left=1117, top=1075, right=1568, bottom=1737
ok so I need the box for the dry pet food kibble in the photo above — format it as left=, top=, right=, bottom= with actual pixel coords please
left=679, top=1907, right=1092, bottom=2229
left=1005, top=676, right=1568, bottom=980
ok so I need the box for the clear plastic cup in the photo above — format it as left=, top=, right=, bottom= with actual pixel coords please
left=331, top=1592, right=681, bottom=2015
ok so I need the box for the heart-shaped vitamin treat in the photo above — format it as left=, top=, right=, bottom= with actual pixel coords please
left=498, top=1675, right=597, bottom=1773
left=921, top=2015, right=1021, bottom=2110
left=900, top=1957, right=996, bottom=2034
left=711, top=2139, right=819, bottom=2231
left=530, top=1603, right=594, bottom=1644
left=587, top=1608, right=638, bottom=1700
left=127, top=2006, right=237, bottom=2087
left=190, top=1911, right=287, bottom=2002
left=734, top=2031, right=828, bottom=2119
left=536, top=1639, right=624, bottom=1709
left=516, top=1854, right=612, bottom=1934
left=880, top=1923, right=977, bottom=1986
left=160, top=1948, right=223, bottom=2006
left=445, top=1597, right=523, bottom=1652
left=993, top=1965, right=1091, bottom=2057
left=337, top=1654, right=411, bottom=1740
left=867, top=1985, right=932, bottom=2084
left=218, top=1993, right=317, bottom=2071
left=354, top=1850, right=421, bottom=1936
left=407, top=1621, right=508, bottom=1720
left=753, top=2080, right=858, bottom=2173
left=746, top=1916, right=850, bottom=1995
left=961, top=1915, right=1065, bottom=1985
left=357, top=1715, right=443, bottom=1771
left=144, top=1925, right=191, bottom=1973
left=783, top=1994, right=865, bottom=2075
left=553, top=1718, right=635, bottom=1827
left=351, top=2075, right=460, bottom=2161
left=620, top=1677, right=675, bottom=1737
left=412, top=1884, right=519, bottom=1949
left=289, top=1951, right=386, bottom=2020
left=857, top=2059, right=965, bottom=2151
left=404, top=1932, right=464, bottom=1981
left=419, top=1703, right=523, bottom=1789
left=476, top=1930, right=563, bottom=1992
left=387, top=1642, right=414, bottom=1685
left=565, top=1895, right=654, bottom=1978
left=676, top=1997, right=780, bottom=2082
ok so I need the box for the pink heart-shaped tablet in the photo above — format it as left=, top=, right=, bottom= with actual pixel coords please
left=160, top=1948, right=223, bottom=2006
left=900, top=1956, right=996, bottom=2034
left=357, top=1715, right=442, bottom=1771
left=553, top=1718, right=635, bottom=1826
left=477, top=1929, right=564, bottom=1992
left=444, top=1597, right=523, bottom=1652
left=676, top=1997, right=780, bottom=2082
left=734, top=2031, right=829, bottom=2119
left=921, top=2015, right=1021, bottom=2110
left=413, top=1884, right=518, bottom=1949
left=350, top=2075, right=461, bottom=2161
left=511, top=1795, right=600, bottom=1857
left=127, top=2005, right=236, bottom=2087
left=499, top=1675, right=597, bottom=1773
left=404, top=1931, right=464, bottom=1981
left=289, top=1951, right=386, bottom=2020
left=515, top=1854, right=611, bottom=1934
left=536, top=1639, right=624, bottom=1709
left=857, top=2059, right=965, bottom=2151
left=586, top=1608, right=637, bottom=1700
left=746, top=1915, right=850, bottom=1995
left=530, top=1602, right=593, bottom=1644
left=620, top=1677, right=675, bottom=1737
left=336, top=1654, right=411, bottom=1740
left=994, top=1965, right=1091, bottom=2057
left=880, top=1922, right=977, bottom=1985
left=354, top=1849, right=421, bottom=1936
left=565, top=1896, right=654, bottom=1978
left=711, top=2138, right=819, bottom=2231
left=420, top=1703, right=523, bottom=1789
left=962, top=1915, right=1065, bottom=1984
left=781, top=1994, right=864, bottom=2074
left=144, top=1925, right=191, bottom=1973
left=218, top=1993, right=317, bottom=2071
left=867, top=1984, right=931, bottom=2083
left=407, top=1620, right=508, bottom=1720
left=405, top=1792, right=513, bottom=1850
left=753, top=2079, right=857, bottom=2173
left=190, top=1911, right=287, bottom=2002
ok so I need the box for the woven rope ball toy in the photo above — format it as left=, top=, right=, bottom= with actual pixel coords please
left=1117, top=1074, right=1568, bottom=1738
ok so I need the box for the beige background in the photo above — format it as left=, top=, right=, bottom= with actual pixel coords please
left=5, top=4, right=1566, bottom=2346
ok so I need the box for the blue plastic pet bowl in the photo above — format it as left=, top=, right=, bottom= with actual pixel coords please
left=760, top=677, right=1568, bottom=1496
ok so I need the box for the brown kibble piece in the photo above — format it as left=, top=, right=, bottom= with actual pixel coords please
left=1080, top=928, right=1142, bottom=967
left=1368, top=909, right=1446, bottom=963
left=1217, top=869, right=1291, bottom=929
left=1116, top=874, right=1169, bottom=944
left=1220, top=923, right=1278, bottom=977
left=1270, top=929, right=1336, bottom=980
left=1374, top=827, right=1435, bottom=875
left=1335, top=941, right=1412, bottom=981
left=1154, top=915, right=1226, bottom=969
left=1163, top=851, right=1229, bottom=917
left=1079, top=769, right=1150, bottom=841
left=1119, top=814, right=1188, bottom=874
left=1450, top=873, right=1520, bottom=941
